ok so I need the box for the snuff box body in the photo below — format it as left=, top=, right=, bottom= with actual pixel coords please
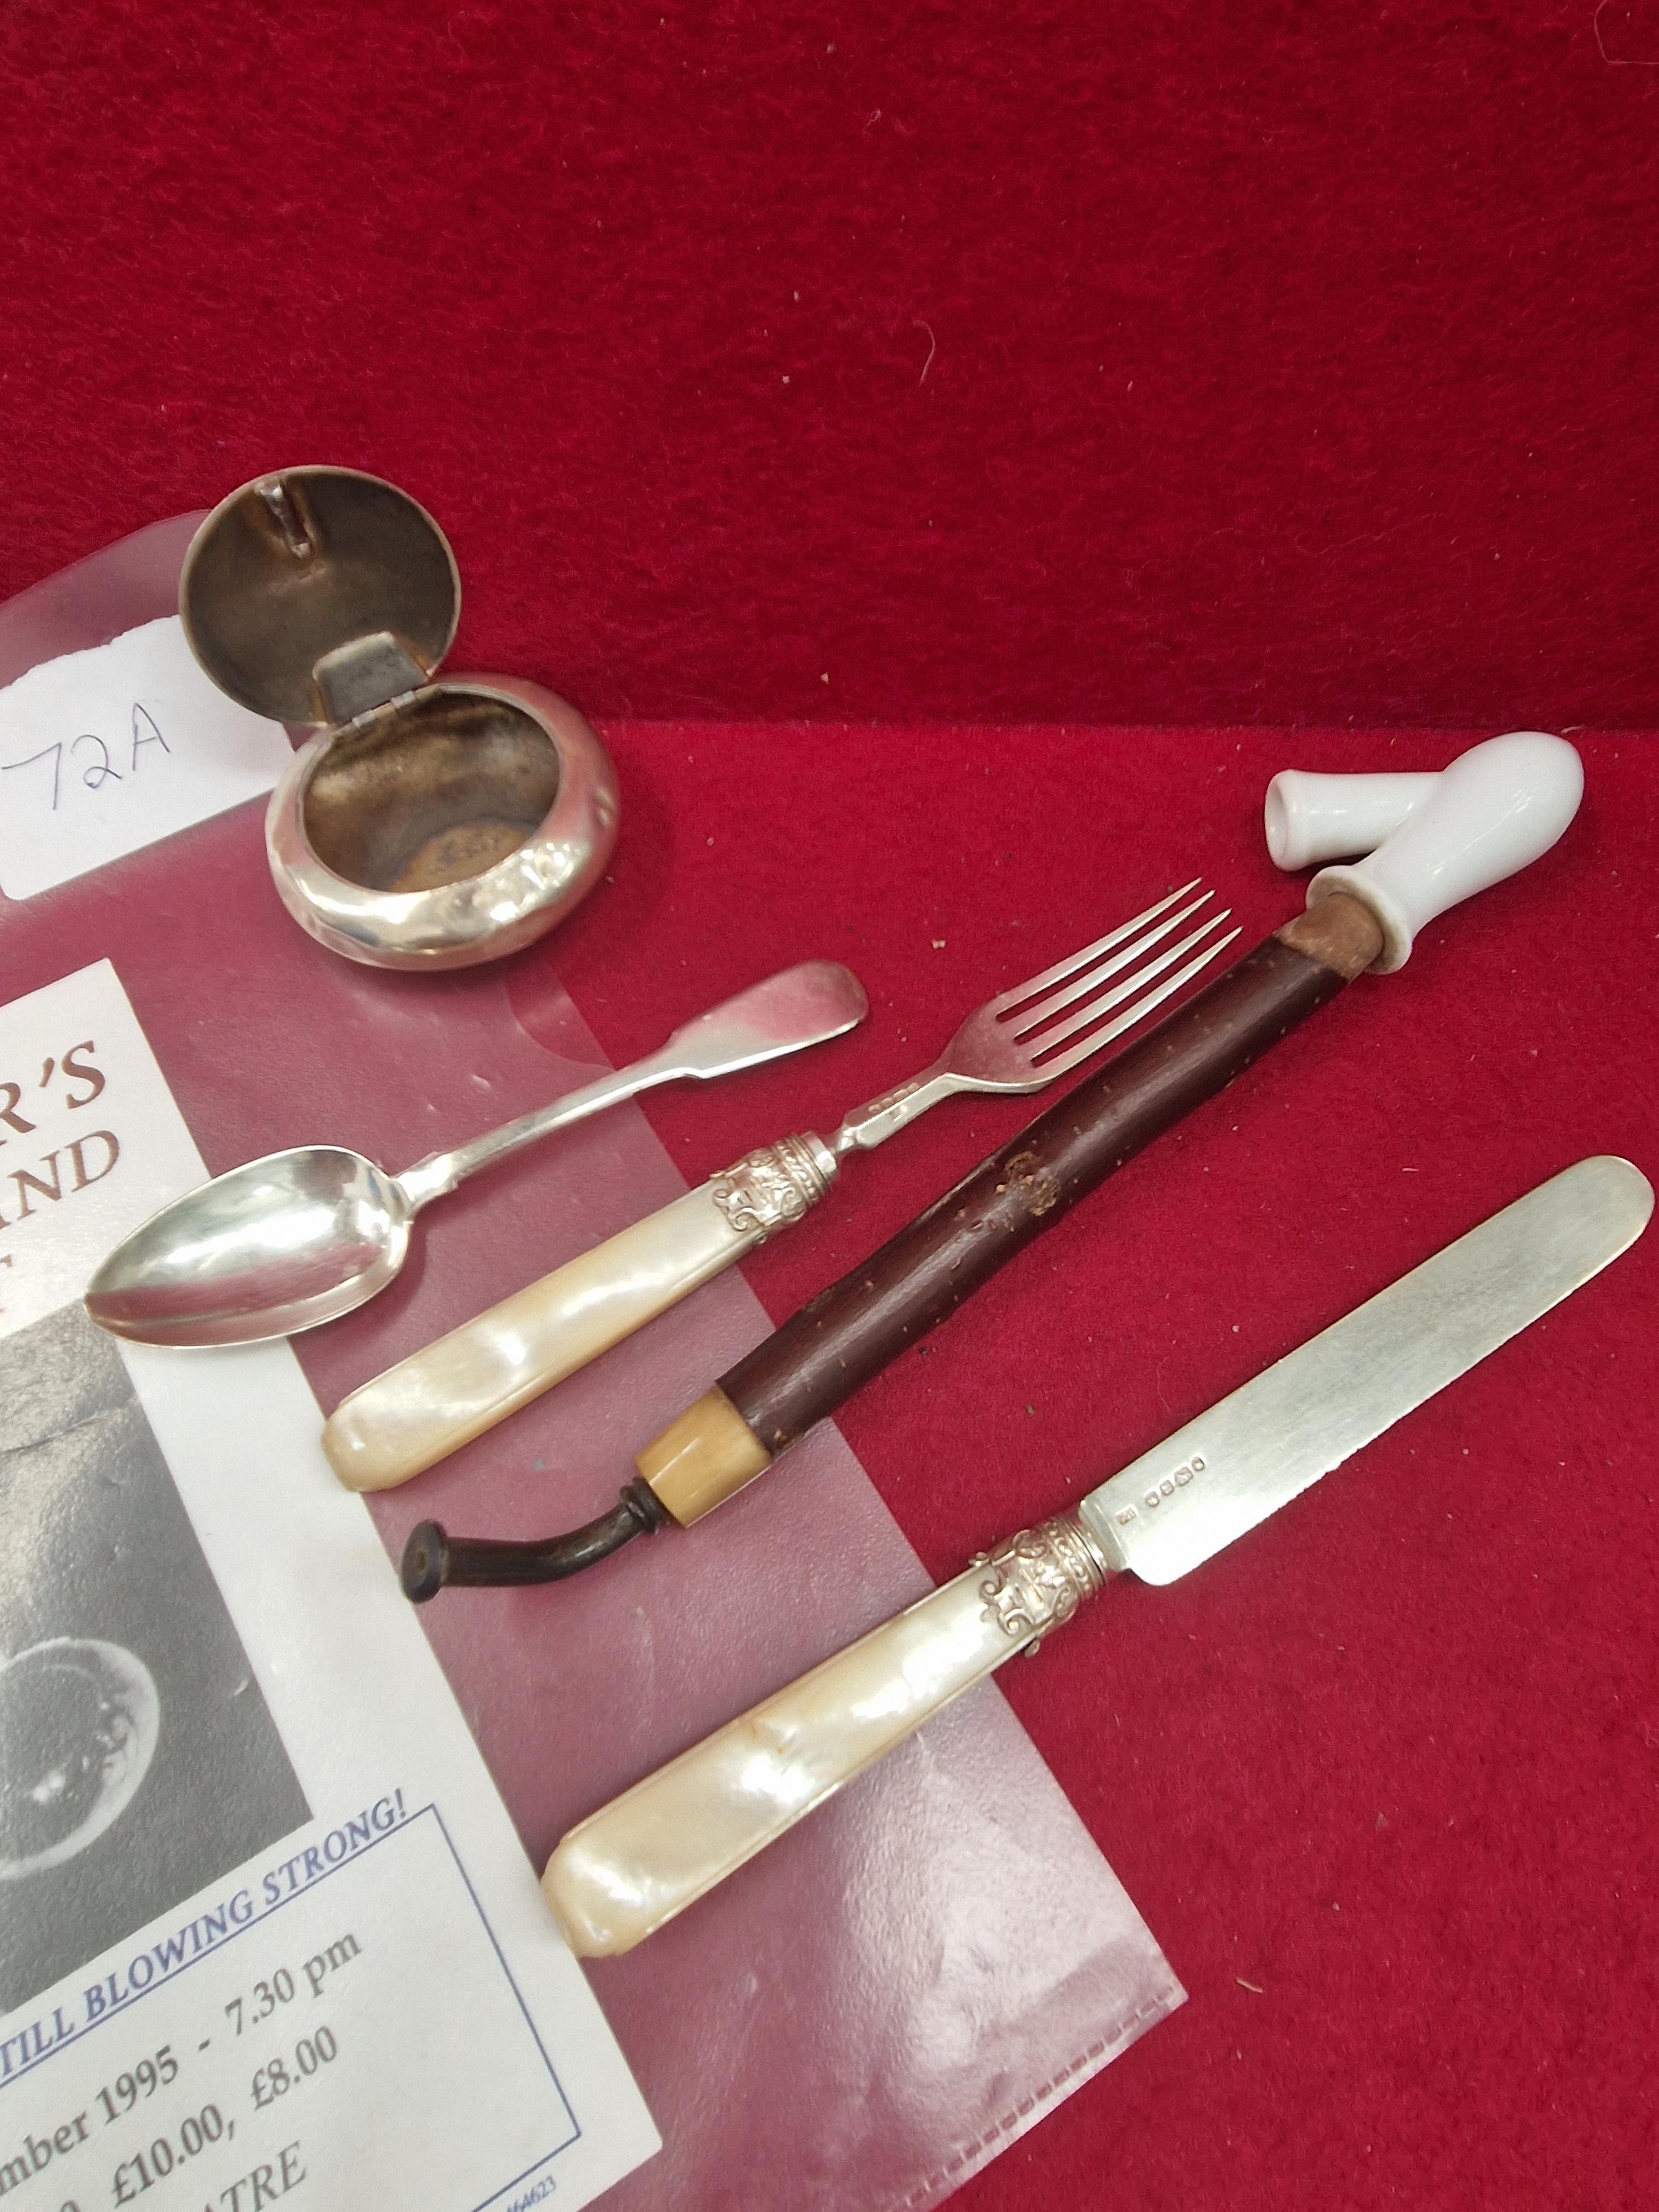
left=182, top=466, right=618, bottom=969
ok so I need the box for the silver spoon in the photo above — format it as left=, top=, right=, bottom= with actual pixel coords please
left=85, top=962, right=868, bottom=1348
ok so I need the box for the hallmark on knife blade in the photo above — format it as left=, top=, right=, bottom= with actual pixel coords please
left=1113, top=1453, right=1206, bottom=1526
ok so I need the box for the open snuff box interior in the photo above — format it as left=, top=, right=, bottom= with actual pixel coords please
left=181, top=465, right=617, bottom=968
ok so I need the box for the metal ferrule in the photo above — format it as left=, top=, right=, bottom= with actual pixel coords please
left=709, top=1133, right=838, bottom=1240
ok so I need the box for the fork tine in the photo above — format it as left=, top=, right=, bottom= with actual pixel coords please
left=1007, top=905, right=1229, bottom=1044
left=1026, top=921, right=1243, bottom=1072
left=1002, top=889, right=1215, bottom=1034
left=988, top=880, right=1203, bottom=1014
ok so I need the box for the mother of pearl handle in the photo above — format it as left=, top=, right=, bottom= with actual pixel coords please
left=321, top=1135, right=839, bottom=1492
left=541, top=1515, right=1111, bottom=1957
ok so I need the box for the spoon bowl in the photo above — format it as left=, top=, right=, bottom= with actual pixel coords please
left=86, top=1147, right=413, bottom=1347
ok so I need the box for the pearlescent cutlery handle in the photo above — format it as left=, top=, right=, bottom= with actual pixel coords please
left=321, top=1138, right=839, bottom=1493
left=541, top=1515, right=1110, bottom=1957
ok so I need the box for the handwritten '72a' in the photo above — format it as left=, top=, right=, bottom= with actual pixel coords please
left=2, top=702, right=171, bottom=809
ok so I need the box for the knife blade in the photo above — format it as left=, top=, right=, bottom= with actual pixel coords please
left=541, top=1156, right=1652, bottom=1958
left=1083, top=1152, right=1651, bottom=1584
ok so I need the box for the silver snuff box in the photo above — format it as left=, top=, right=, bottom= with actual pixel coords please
left=181, top=465, right=618, bottom=969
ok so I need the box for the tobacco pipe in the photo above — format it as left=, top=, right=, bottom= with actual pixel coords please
left=406, top=733, right=1583, bottom=1601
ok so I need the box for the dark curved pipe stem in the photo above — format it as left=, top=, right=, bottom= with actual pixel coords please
left=401, top=1478, right=671, bottom=1603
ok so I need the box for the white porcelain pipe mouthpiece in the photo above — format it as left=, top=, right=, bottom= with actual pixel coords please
left=1305, top=732, right=1582, bottom=973
left=1264, top=769, right=1440, bottom=870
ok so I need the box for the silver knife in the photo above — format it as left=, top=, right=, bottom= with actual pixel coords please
left=541, top=1156, right=1652, bottom=1957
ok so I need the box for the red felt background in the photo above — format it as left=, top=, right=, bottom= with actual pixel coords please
left=2, top=4, right=1658, bottom=2207
left=2, top=1, right=1658, bottom=728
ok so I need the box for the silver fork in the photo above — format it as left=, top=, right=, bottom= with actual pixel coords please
left=320, top=884, right=1240, bottom=1494
left=830, top=881, right=1237, bottom=1156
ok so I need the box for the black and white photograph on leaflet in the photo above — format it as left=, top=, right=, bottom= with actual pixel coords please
left=0, top=1298, right=309, bottom=2013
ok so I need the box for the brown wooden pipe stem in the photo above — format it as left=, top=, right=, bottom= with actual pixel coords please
left=637, top=895, right=1383, bottom=1522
